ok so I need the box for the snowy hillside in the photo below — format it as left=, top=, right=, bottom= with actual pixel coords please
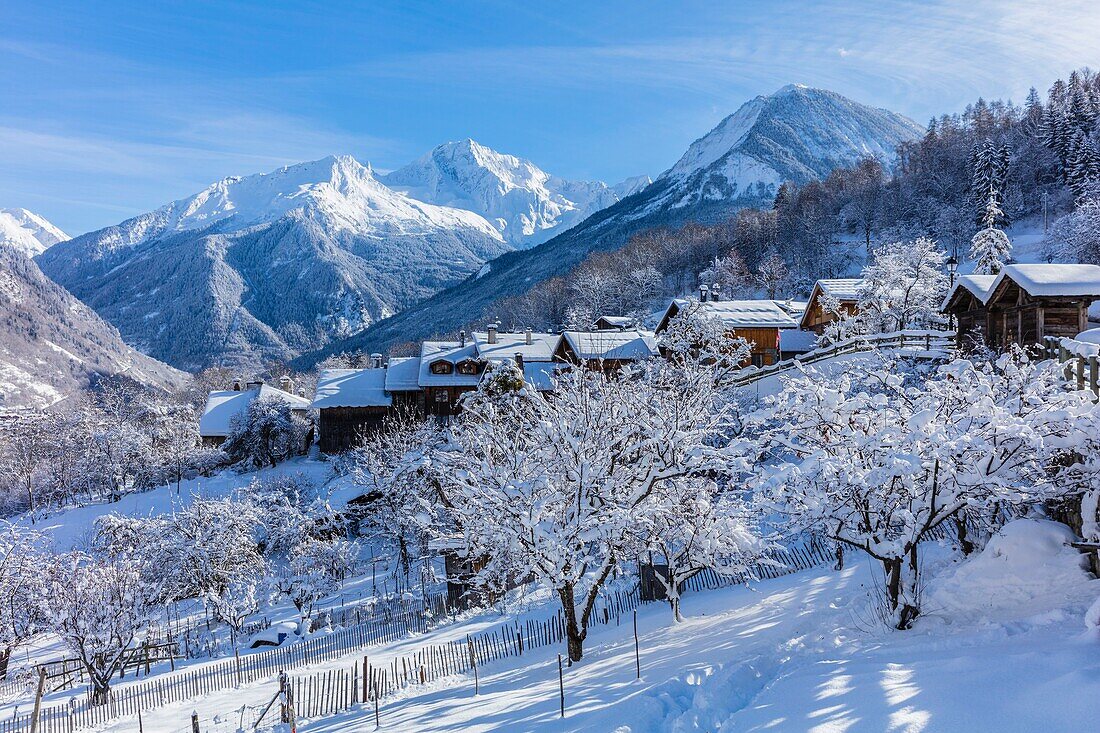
left=306, top=85, right=922, bottom=361
left=36, top=156, right=512, bottom=371
left=381, top=139, right=628, bottom=248
left=0, top=207, right=68, bottom=257
left=0, top=245, right=186, bottom=409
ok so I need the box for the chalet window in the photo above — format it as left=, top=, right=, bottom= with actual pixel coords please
left=456, top=359, right=483, bottom=375
left=751, top=353, right=765, bottom=368
left=434, top=390, right=450, bottom=402
left=430, top=360, right=453, bottom=375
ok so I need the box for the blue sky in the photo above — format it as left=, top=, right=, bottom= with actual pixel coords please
left=2, top=0, right=1099, bottom=235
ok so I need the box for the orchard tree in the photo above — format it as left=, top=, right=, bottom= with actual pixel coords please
left=47, top=555, right=157, bottom=704
left=658, top=300, right=752, bottom=385
left=438, top=360, right=736, bottom=662
left=0, top=524, right=50, bottom=678
left=350, top=408, right=442, bottom=576
left=857, top=237, right=949, bottom=333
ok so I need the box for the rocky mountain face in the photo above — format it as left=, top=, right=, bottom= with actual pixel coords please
left=0, top=208, right=68, bottom=257
left=0, top=244, right=186, bottom=409
left=380, top=139, right=628, bottom=248
left=36, top=156, right=513, bottom=371
left=304, top=85, right=923, bottom=362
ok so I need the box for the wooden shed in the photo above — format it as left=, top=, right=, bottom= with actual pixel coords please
left=976, top=264, right=1100, bottom=350
left=941, top=274, right=997, bottom=345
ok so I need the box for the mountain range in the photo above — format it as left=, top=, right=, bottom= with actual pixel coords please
left=305, top=85, right=924, bottom=361
left=37, top=148, right=642, bottom=371
left=0, top=240, right=186, bottom=409
left=15, top=84, right=923, bottom=378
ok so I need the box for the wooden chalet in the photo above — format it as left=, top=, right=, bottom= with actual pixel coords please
left=198, top=379, right=311, bottom=448
left=800, top=279, right=863, bottom=334
left=943, top=264, right=1100, bottom=350
left=553, top=329, right=659, bottom=372
left=655, top=294, right=799, bottom=367
left=384, top=356, right=424, bottom=416
left=312, top=366, right=392, bottom=453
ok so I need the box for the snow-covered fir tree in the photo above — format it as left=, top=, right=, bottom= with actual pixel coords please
left=969, top=188, right=1013, bottom=274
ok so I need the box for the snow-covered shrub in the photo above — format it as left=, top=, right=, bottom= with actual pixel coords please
left=272, top=537, right=357, bottom=631
left=755, top=348, right=1081, bottom=629
left=658, top=300, right=752, bottom=384
left=0, top=524, right=50, bottom=678
left=856, top=237, right=949, bottom=333
left=223, top=394, right=311, bottom=469
left=349, top=407, right=443, bottom=576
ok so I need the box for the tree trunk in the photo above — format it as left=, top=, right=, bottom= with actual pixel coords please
left=955, top=517, right=974, bottom=556
left=834, top=542, right=844, bottom=571
left=0, top=647, right=10, bottom=680
left=90, top=674, right=111, bottom=706
left=557, top=585, right=586, bottom=663
left=884, top=550, right=921, bottom=630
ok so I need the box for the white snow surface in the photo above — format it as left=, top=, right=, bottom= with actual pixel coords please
left=96, top=517, right=1092, bottom=733
left=561, top=329, right=659, bottom=361
left=311, top=368, right=391, bottom=409
left=0, top=207, right=68, bottom=256
left=381, top=139, right=624, bottom=247
left=87, top=155, right=504, bottom=255
left=992, top=263, right=1100, bottom=298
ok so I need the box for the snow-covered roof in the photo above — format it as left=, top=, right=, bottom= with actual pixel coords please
left=311, top=369, right=391, bottom=409
left=698, top=299, right=799, bottom=329
left=941, top=274, right=997, bottom=309
left=779, top=329, right=817, bottom=353
left=418, top=341, right=483, bottom=387
left=471, top=330, right=559, bottom=362
left=523, top=362, right=569, bottom=392
left=199, top=384, right=310, bottom=438
left=561, top=330, right=659, bottom=361
left=384, top=356, right=421, bottom=392
left=593, top=315, right=635, bottom=329
left=773, top=300, right=808, bottom=318
left=992, top=264, right=1100, bottom=299
left=814, top=279, right=864, bottom=300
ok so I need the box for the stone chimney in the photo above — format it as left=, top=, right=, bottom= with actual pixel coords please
left=710, top=284, right=721, bottom=302
left=514, top=352, right=524, bottom=368
left=524, top=328, right=533, bottom=345
left=487, top=323, right=498, bottom=345
left=459, top=329, right=467, bottom=346
left=370, top=353, right=384, bottom=369
left=279, top=375, right=295, bottom=394
left=699, top=284, right=709, bottom=303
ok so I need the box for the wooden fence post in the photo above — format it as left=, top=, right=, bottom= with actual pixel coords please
left=1089, top=355, right=1099, bottom=397
left=29, top=667, right=46, bottom=733
left=191, top=710, right=200, bottom=733
left=557, top=654, right=565, bottom=718
left=633, top=610, right=640, bottom=680
left=1077, top=356, right=1086, bottom=391
left=467, top=637, right=478, bottom=696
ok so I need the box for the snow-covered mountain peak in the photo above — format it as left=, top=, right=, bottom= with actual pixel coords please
left=0, top=208, right=68, bottom=257
left=381, top=140, right=629, bottom=247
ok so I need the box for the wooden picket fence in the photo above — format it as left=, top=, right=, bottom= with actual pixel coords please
left=0, top=594, right=447, bottom=733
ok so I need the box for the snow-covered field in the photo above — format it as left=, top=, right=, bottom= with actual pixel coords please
left=79, top=517, right=1093, bottom=733
left=250, top=518, right=1095, bottom=733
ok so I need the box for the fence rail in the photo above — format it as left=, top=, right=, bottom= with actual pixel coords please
left=732, top=329, right=956, bottom=387
left=1045, top=336, right=1100, bottom=395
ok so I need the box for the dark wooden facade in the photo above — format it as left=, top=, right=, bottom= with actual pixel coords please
left=317, top=406, right=389, bottom=453
left=943, top=287, right=989, bottom=346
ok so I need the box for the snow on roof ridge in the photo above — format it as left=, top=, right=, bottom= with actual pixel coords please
left=991, top=263, right=1100, bottom=299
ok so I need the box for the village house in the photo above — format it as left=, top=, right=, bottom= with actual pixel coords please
left=553, top=329, right=659, bottom=372
left=311, top=363, right=392, bottom=453
left=799, top=278, right=863, bottom=334
left=941, top=264, right=1100, bottom=349
left=198, top=379, right=311, bottom=448
left=655, top=292, right=800, bottom=367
